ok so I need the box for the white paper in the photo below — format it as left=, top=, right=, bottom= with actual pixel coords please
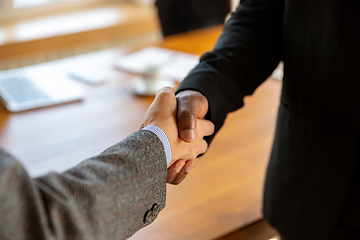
left=115, top=46, right=199, bottom=82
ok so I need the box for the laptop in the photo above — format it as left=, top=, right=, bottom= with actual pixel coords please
left=0, top=65, right=84, bottom=112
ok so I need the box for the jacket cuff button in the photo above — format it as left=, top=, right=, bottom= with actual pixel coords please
left=143, top=204, right=159, bottom=223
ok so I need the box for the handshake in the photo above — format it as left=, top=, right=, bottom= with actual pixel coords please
left=144, top=87, right=214, bottom=185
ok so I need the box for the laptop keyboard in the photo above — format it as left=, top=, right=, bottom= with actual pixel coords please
left=0, top=77, right=49, bottom=103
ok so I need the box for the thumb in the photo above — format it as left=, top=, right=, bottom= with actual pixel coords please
left=152, top=87, right=176, bottom=110
left=176, top=90, right=208, bottom=142
left=177, top=105, right=196, bottom=142
left=145, top=87, right=176, bottom=126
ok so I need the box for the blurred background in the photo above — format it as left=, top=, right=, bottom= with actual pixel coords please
left=0, top=0, right=238, bottom=69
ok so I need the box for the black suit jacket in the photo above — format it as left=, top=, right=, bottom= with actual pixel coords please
left=155, top=0, right=231, bottom=36
left=177, top=0, right=360, bottom=239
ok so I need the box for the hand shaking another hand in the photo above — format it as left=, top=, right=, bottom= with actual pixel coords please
left=144, top=87, right=214, bottom=185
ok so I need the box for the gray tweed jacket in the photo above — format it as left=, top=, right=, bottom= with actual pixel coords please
left=0, top=130, right=167, bottom=240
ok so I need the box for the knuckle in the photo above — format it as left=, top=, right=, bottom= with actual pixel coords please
left=178, top=110, right=193, bottom=120
left=159, top=90, right=174, bottom=102
left=200, top=141, right=208, bottom=154
left=176, top=91, right=199, bottom=106
left=171, top=180, right=182, bottom=185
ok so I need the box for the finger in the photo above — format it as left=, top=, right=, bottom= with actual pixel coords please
left=192, top=140, right=209, bottom=159
left=197, top=119, right=215, bottom=137
left=169, top=160, right=194, bottom=185
left=176, top=90, right=208, bottom=142
left=167, top=160, right=185, bottom=183
left=199, top=139, right=208, bottom=155
left=168, top=160, right=195, bottom=185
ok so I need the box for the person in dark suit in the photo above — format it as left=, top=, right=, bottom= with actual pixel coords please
left=155, top=0, right=231, bottom=36
left=174, top=0, right=360, bottom=239
left=0, top=87, right=214, bottom=240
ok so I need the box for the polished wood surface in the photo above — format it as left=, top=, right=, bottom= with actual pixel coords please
left=0, top=3, right=161, bottom=62
left=216, top=219, right=278, bottom=240
left=0, top=25, right=282, bottom=239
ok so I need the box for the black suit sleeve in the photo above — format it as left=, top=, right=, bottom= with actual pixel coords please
left=176, top=0, right=284, bottom=144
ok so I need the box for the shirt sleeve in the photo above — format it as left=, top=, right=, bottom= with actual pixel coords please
left=142, top=125, right=172, bottom=166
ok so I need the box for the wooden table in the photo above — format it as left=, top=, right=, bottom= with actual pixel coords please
left=0, top=25, right=282, bottom=240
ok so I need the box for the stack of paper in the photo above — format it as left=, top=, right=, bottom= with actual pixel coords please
left=115, top=46, right=200, bottom=82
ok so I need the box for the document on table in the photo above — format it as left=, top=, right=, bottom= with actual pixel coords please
left=115, top=46, right=200, bottom=82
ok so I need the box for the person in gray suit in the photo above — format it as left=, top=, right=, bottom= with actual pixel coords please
left=0, top=87, right=214, bottom=240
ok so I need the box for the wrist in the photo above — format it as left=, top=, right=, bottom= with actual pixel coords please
left=141, top=125, right=172, bottom=166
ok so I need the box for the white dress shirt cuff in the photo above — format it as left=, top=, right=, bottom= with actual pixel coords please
left=142, top=125, right=172, bottom=166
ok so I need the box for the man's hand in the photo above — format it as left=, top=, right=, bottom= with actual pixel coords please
left=145, top=87, right=214, bottom=184
left=175, top=90, right=210, bottom=142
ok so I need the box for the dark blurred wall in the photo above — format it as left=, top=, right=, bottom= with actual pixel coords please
left=155, top=0, right=231, bottom=36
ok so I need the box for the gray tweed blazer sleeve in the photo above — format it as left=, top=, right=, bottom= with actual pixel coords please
left=0, top=130, right=167, bottom=240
